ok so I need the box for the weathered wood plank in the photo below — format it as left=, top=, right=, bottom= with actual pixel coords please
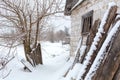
left=80, top=19, right=100, bottom=63
left=36, top=43, right=43, bottom=65
left=81, top=5, right=117, bottom=79
left=91, top=16, right=120, bottom=80
left=92, top=22, right=120, bottom=80
left=21, top=59, right=32, bottom=72
left=63, top=38, right=83, bottom=77
left=113, top=65, right=120, bottom=80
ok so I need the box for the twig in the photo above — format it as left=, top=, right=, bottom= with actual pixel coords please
left=2, top=69, right=12, bottom=79
left=0, top=56, right=15, bottom=70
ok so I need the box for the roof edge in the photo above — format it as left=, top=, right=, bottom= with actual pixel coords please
left=64, top=0, right=85, bottom=16
left=71, top=0, right=84, bottom=11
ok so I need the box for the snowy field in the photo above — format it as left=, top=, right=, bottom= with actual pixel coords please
left=0, top=42, right=72, bottom=80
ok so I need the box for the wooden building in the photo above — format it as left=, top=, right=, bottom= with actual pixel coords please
left=64, top=0, right=120, bottom=80
left=64, top=0, right=120, bottom=56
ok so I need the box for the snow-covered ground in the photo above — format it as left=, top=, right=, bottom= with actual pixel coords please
left=0, top=42, right=72, bottom=80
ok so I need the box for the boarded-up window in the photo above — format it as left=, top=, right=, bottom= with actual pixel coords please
left=82, top=10, right=93, bottom=35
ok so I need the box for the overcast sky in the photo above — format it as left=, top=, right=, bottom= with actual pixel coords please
left=50, top=15, right=71, bottom=31
left=48, top=0, right=71, bottom=32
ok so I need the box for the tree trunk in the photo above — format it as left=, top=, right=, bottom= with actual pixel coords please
left=23, top=39, right=32, bottom=65
left=34, top=21, right=39, bottom=47
left=30, top=43, right=43, bottom=66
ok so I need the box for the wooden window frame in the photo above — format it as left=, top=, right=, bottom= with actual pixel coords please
left=81, top=10, right=93, bottom=35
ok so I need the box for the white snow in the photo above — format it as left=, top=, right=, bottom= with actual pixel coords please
left=63, top=63, right=82, bottom=80
left=116, top=15, right=120, bottom=19
left=0, top=42, right=72, bottom=80
left=85, top=20, right=120, bottom=80
left=76, top=2, right=116, bottom=80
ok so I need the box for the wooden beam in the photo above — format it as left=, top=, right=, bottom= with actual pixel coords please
left=80, top=19, right=101, bottom=63
left=81, top=5, right=117, bottom=79
left=92, top=22, right=120, bottom=80
left=113, top=65, right=120, bottom=80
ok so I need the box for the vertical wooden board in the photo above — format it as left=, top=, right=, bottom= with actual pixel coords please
left=36, top=43, right=43, bottom=65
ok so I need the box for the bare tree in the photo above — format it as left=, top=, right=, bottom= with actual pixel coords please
left=0, top=0, right=64, bottom=65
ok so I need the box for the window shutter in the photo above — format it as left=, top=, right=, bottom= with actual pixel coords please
left=82, top=10, right=93, bottom=35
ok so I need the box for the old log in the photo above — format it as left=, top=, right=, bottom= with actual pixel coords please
left=81, top=5, right=117, bottom=79
left=92, top=21, right=120, bottom=80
